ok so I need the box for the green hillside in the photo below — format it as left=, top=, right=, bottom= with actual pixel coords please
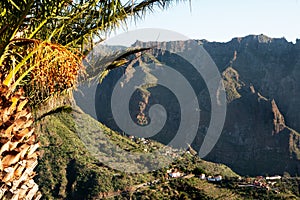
left=33, top=104, right=299, bottom=199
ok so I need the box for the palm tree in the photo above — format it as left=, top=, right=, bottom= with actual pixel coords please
left=0, top=0, right=187, bottom=199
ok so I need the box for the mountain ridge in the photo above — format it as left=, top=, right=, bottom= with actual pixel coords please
left=94, top=34, right=300, bottom=176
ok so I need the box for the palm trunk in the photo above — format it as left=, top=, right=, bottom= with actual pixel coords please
left=0, top=73, right=41, bottom=200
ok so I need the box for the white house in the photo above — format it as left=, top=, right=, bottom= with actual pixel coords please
left=200, top=174, right=206, bottom=180
left=207, top=176, right=215, bottom=182
left=266, top=175, right=281, bottom=180
left=169, top=171, right=182, bottom=178
left=207, top=175, right=222, bottom=182
left=128, top=135, right=135, bottom=140
left=215, top=175, right=222, bottom=181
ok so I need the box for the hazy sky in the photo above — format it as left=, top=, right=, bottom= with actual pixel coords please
left=113, top=0, right=300, bottom=43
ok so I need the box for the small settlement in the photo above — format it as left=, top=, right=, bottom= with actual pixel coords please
left=237, top=175, right=282, bottom=193
left=166, top=168, right=222, bottom=182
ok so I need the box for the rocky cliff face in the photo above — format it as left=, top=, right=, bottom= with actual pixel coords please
left=202, top=35, right=300, bottom=132
left=94, top=35, right=300, bottom=176
left=271, top=99, right=285, bottom=134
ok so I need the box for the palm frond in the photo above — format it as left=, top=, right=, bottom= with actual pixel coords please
left=84, top=46, right=153, bottom=82
left=0, top=0, right=188, bottom=106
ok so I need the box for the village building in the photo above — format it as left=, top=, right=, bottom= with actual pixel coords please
left=207, top=175, right=222, bottom=182
left=266, top=175, right=281, bottom=180
left=200, top=173, right=206, bottom=180
left=167, top=168, right=183, bottom=178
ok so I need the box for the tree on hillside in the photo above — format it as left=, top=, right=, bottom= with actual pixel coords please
left=0, top=0, right=187, bottom=199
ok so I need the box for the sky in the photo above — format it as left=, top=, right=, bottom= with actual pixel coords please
left=111, top=0, right=300, bottom=43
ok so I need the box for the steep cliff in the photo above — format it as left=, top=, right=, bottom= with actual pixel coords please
left=94, top=35, right=300, bottom=176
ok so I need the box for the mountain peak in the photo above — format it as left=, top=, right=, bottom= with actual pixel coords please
left=230, top=34, right=290, bottom=45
